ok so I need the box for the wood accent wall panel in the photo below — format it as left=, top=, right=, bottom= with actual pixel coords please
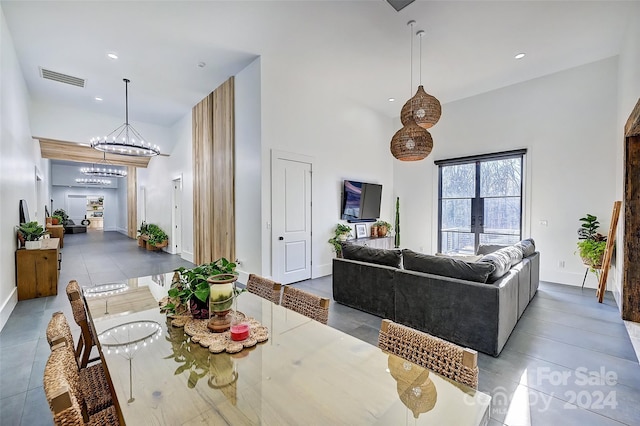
left=623, top=98, right=640, bottom=322
left=127, top=167, right=137, bottom=239
left=193, top=77, right=235, bottom=264
left=38, top=138, right=151, bottom=168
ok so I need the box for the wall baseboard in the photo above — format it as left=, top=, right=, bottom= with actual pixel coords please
left=312, top=263, right=332, bottom=279
left=182, top=251, right=194, bottom=263
left=0, top=288, right=18, bottom=332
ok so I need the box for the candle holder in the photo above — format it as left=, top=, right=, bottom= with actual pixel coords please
left=206, top=274, right=238, bottom=332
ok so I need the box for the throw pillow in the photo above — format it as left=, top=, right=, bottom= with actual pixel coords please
left=515, top=238, right=536, bottom=257
left=403, top=249, right=495, bottom=283
left=435, top=253, right=483, bottom=263
left=342, top=244, right=402, bottom=268
left=479, top=249, right=512, bottom=281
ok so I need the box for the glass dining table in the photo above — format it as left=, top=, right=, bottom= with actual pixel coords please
left=84, top=272, right=491, bottom=425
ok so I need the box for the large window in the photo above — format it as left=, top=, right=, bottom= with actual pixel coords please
left=436, top=150, right=525, bottom=254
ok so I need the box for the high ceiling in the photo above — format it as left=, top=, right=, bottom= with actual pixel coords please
left=2, top=0, right=635, bottom=129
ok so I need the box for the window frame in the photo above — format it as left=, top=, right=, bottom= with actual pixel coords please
left=436, top=149, right=526, bottom=254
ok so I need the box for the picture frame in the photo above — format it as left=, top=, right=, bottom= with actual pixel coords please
left=355, top=223, right=367, bottom=239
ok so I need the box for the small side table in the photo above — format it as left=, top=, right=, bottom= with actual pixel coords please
left=46, top=224, right=64, bottom=247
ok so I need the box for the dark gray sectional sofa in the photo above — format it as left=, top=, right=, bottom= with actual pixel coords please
left=332, top=239, right=539, bottom=356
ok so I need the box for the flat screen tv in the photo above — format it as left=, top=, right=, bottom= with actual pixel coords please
left=341, top=180, right=382, bottom=222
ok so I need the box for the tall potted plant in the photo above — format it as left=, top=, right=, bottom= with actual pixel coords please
left=576, top=214, right=606, bottom=274
left=328, top=223, right=352, bottom=257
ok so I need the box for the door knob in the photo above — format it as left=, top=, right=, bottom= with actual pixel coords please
left=278, top=236, right=284, bottom=240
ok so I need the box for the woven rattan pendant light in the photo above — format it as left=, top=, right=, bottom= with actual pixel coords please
left=391, top=21, right=432, bottom=162
left=401, top=30, right=441, bottom=130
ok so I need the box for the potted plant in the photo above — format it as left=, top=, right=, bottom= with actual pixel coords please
left=166, top=258, right=238, bottom=319
left=53, top=209, right=69, bottom=226
left=51, top=215, right=63, bottom=225
left=146, top=224, right=169, bottom=251
left=137, top=221, right=149, bottom=247
left=374, top=220, right=393, bottom=237
left=18, top=221, right=46, bottom=249
left=328, top=223, right=352, bottom=257
left=576, top=214, right=607, bottom=275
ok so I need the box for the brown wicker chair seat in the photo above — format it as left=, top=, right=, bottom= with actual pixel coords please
left=246, top=274, right=282, bottom=304
left=80, top=363, right=113, bottom=414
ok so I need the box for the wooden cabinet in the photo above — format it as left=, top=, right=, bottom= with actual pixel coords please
left=16, top=238, right=60, bottom=300
left=46, top=224, right=64, bottom=247
left=346, top=237, right=394, bottom=250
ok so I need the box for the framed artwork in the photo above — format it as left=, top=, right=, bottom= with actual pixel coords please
left=355, top=223, right=367, bottom=239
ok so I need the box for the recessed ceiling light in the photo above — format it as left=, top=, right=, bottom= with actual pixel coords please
left=107, top=53, right=118, bottom=60
left=514, top=53, right=526, bottom=59
left=388, top=98, right=396, bottom=102
left=94, top=97, right=103, bottom=101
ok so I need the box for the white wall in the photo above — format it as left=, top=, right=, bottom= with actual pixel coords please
left=137, top=110, right=194, bottom=261
left=30, top=100, right=175, bottom=153
left=51, top=186, right=119, bottom=231
left=395, top=57, right=619, bottom=288
left=0, top=7, right=50, bottom=330
left=235, top=58, right=262, bottom=281
left=115, top=176, right=128, bottom=234
left=613, top=7, right=640, bottom=308
left=259, top=55, right=396, bottom=279
left=51, top=163, right=121, bottom=189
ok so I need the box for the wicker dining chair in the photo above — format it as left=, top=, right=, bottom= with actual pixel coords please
left=66, top=280, right=99, bottom=368
left=378, top=319, right=479, bottom=389
left=44, top=343, right=119, bottom=425
left=281, top=286, right=330, bottom=324
left=246, top=274, right=283, bottom=304
left=46, top=312, right=114, bottom=416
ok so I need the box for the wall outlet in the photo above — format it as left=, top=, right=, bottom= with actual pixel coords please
left=558, top=260, right=565, bottom=268
left=539, top=220, right=548, bottom=226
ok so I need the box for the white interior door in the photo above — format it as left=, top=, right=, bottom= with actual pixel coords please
left=172, top=177, right=182, bottom=254
left=67, top=195, right=87, bottom=223
left=272, top=151, right=312, bottom=284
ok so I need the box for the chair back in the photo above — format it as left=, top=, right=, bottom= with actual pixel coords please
left=378, top=319, right=478, bottom=389
left=44, top=342, right=86, bottom=423
left=65, top=280, right=95, bottom=368
left=281, top=286, right=330, bottom=324
left=246, top=274, right=282, bottom=304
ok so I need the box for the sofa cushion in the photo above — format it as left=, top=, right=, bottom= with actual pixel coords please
left=476, top=244, right=508, bottom=255
left=402, top=249, right=495, bottom=283
left=342, top=244, right=402, bottom=268
left=515, top=238, right=536, bottom=257
left=435, top=253, right=483, bottom=262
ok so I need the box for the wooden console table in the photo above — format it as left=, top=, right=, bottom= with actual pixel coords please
left=16, top=238, right=61, bottom=300
left=46, top=224, right=64, bottom=247
left=346, top=236, right=394, bottom=249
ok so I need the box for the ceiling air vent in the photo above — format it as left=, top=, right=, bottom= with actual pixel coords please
left=39, top=67, right=86, bottom=88
left=386, top=0, right=415, bottom=12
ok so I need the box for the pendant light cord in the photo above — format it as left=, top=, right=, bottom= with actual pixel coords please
left=418, top=31, right=423, bottom=85
left=124, top=78, right=130, bottom=125
left=409, top=21, right=414, bottom=98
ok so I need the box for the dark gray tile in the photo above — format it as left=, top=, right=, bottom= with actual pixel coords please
left=20, top=386, right=52, bottom=426
left=514, top=315, right=637, bottom=362
left=0, top=392, right=26, bottom=425
left=0, top=340, right=36, bottom=398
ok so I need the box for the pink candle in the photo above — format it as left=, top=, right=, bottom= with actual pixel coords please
left=230, top=323, right=250, bottom=341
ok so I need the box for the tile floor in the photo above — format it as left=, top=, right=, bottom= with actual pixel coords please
left=1, top=230, right=639, bottom=425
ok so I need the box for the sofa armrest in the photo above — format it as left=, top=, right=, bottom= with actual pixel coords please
left=332, top=258, right=396, bottom=319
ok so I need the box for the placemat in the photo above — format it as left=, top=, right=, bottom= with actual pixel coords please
left=170, top=311, right=269, bottom=354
